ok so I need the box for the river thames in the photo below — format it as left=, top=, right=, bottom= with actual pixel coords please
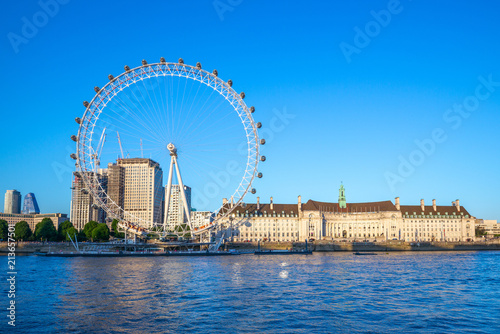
left=8, top=251, right=500, bottom=333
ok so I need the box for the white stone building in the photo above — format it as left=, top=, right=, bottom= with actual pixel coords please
left=219, top=185, right=476, bottom=243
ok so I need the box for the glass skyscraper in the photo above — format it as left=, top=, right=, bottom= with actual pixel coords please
left=22, top=193, right=40, bottom=214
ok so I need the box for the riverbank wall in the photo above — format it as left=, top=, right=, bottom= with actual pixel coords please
left=2, top=240, right=500, bottom=254
left=228, top=240, right=500, bottom=252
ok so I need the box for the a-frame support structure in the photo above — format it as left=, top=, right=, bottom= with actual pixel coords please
left=163, top=143, right=193, bottom=237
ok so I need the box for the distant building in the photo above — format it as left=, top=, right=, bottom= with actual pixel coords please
left=107, top=163, right=125, bottom=219
left=475, top=219, right=500, bottom=238
left=165, top=184, right=191, bottom=231
left=4, top=190, right=21, bottom=214
left=118, top=158, right=164, bottom=229
left=70, top=171, right=107, bottom=230
left=22, top=193, right=40, bottom=214
left=0, top=212, right=68, bottom=232
left=221, top=196, right=301, bottom=242
left=190, top=210, right=214, bottom=229
left=218, top=185, right=476, bottom=243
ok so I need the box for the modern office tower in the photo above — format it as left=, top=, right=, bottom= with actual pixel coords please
left=70, top=171, right=107, bottom=230
left=107, top=163, right=125, bottom=219
left=22, top=193, right=40, bottom=214
left=4, top=190, right=21, bottom=214
left=165, top=184, right=191, bottom=231
left=118, top=158, right=163, bottom=229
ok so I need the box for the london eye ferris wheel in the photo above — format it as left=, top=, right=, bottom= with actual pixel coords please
left=71, top=58, right=264, bottom=235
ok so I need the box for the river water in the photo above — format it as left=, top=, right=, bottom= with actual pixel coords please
left=6, top=251, right=500, bottom=333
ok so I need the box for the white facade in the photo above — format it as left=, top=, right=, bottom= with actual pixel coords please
left=474, top=219, right=499, bottom=238
left=4, top=190, right=21, bottom=214
left=399, top=199, right=475, bottom=242
left=219, top=191, right=477, bottom=243
left=190, top=210, right=214, bottom=229
left=165, top=184, right=191, bottom=231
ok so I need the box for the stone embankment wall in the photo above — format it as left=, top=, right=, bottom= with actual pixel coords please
left=2, top=240, right=500, bottom=254
left=229, top=240, right=500, bottom=252
left=0, top=242, right=82, bottom=254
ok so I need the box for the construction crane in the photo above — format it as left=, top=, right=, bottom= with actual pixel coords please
left=93, top=127, right=107, bottom=166
left=117, top=131, right=124, bottom=159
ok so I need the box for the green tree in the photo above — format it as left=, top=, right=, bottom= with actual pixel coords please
left=14, top=221, right=32, bottom=241
left=58, top=220, right=74, bottom=240
left=34, top=218, right=58, bottom=241
left=475, top=226, right=487, bottom=237
left=111, top=219, right=118, bottom=235
left=83, top=221, right=99, bottom=240
left=111, top=219, right=125, bottom=238
left=77, top=229, right=87, bottom=241
left=0, top=220, right=8, bottom=240
left=91, top=223, right=110, bottom=241
left=65, top=226, right=78, bottom=241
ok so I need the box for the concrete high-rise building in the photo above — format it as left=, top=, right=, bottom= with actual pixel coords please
left=165, top=184, right=191, bottom=231
left=70, top=171, right=107, bottom=230
left=118, top=158, right=163, bottom=229
left=22, top=193, right=40, bottom=214
left=107, top=163, right=125, bottom=219
left=190, top=210, right=214, bottom=229
left=4, top=190, right=21, bottom=214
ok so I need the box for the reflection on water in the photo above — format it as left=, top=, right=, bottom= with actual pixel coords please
left=12, top=252, right=500, bottom=333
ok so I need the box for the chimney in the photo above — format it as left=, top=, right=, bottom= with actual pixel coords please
left=223, top=198, right=228, bottom=205
left=270, top=196, right=274, bottom=210
left=257, top=196, right=260, bottom=210
left=456, top=199, right=460, bottom=212
left=298, top=195, right=303, bottom=216
left=420, top=199, right=425, bottom=212
left=395, top=197, right=400, bottom=210
left=432, top=199, right=436, bottom=211
left=230, top=195, right=234, bottom=208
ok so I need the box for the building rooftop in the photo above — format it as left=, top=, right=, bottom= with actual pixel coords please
left=303, top=199, right=398, bottom=213
left=399, top=205, right=471, bottom=217
left=221, top=202, right=300, bottom=216
left=117, top=158, right=161, bottom=168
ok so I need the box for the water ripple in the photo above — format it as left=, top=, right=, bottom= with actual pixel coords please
left=8, top=251, right=500, bottom=333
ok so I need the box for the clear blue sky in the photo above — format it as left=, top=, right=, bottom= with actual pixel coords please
left=1, top=0, right=499, bottom=220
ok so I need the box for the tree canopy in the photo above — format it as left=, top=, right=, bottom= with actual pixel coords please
left=111, top=219, right=125, bottom=238
left=0, top=220, right=8, bottom=240
left=83, top=221, right=99, bottom=240
left=65, top=226, right=78, bottom=241
left=475, top=226, right=487, bottom=237
left=14, top=221, right=32, bottom=241
left=111, top=219, right=119, bottom=234
left=34, top=218, right=58, bottom=241
left=91, top=223, right=110, bottom=241
left=58, top=220, right=77, bottom=241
